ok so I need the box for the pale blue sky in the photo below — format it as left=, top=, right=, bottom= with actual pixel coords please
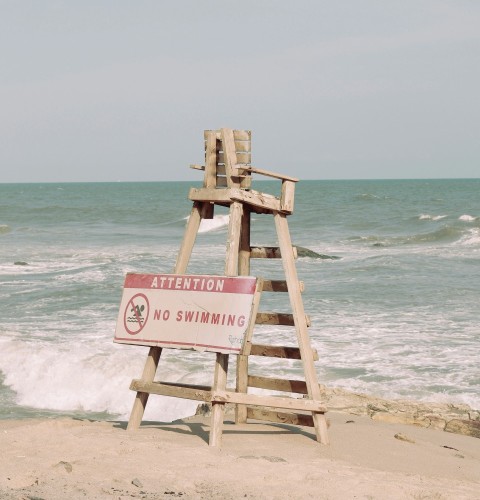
left=1, top=1, right=479, bottom=182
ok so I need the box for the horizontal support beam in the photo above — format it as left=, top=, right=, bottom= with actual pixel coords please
left=247, top=408, right=314, bottom=427
left=189, top=187, right=236, bottom=204
left=189, top=187, right=288, bottom=214
left=249, top=344, right=319, bottom=361
left=130, top=380, right=211, bottom=402
left=211, top=390, right=326, bottom=413
left=248, top=375, right=308, bottom=394
left=158, top=381, right=211, bottom=391
left=256, top=312, right=311, bottom=327
left=130, top=381, right=326, bottom=412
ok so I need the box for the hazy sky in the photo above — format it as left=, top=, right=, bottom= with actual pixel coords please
left=1, top=1, right=479, bottom=182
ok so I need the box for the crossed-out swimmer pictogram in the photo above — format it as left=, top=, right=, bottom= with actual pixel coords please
left=124, top=293, right=150, bottom=335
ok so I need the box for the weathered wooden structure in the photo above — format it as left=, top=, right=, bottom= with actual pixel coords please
left=126, top=128, right=329, bottom=446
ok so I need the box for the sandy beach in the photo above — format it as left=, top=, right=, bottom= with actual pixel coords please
left=1, top=410, right=479, bottom=500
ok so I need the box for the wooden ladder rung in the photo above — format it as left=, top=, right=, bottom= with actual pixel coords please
left=248, top=375, right=308, bottom=394
left=249, top=344, right=319, bottom=361
left=246, top=408, right=314, bottom=427
left=256, top=312, right=311, bottom=327
left=261, top=279, right=304, bottom=293
left=250, top=246, right=298, bottom=259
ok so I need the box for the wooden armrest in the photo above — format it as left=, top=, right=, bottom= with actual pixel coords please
left=241, top=167, right=299, bottom=183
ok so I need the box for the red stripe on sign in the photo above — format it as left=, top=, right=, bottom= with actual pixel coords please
left=123, top=274, right=256, bottom=294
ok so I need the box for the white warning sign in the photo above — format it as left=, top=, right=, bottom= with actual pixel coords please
left=114, top=273, right=258, bottom=354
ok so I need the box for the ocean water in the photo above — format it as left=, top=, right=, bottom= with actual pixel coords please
left=1, top=179, right=479, bottom=422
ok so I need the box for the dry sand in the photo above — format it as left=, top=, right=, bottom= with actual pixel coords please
left=1, top=412, right=479, bottom=500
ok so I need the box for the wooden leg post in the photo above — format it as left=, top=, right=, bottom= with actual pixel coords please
left=209, top=353, right=229, bottom=447
left=236, top=207, right=251, bottom=424
left=127, top=346, right=162, bottom=430
left=235, top=354, right=248, bottom=424
left=208, top=201, right=243, bottom=444
left=274, top=212, right=329, bottom=445
left=225, top=202, right=243, bottom=275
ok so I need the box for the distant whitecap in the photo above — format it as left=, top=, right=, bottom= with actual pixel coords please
left=459, top=214, right=477, bottom=222
left=418, top=214, right=447, bottom=221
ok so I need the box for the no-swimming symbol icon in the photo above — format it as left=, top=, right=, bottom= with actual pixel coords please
left=124, top=293, right=150, bottom=335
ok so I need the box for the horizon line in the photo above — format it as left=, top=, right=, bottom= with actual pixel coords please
left=1, top=176, right=480, bottom=185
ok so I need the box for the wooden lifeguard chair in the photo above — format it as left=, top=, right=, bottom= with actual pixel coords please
left=126, top=128, right=329, bottom=446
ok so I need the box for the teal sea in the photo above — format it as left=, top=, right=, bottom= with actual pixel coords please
left=1, top=179, right=479, bottom=421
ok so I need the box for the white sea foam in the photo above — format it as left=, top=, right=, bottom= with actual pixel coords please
left=459, top=214, right=477, bottom=222
left=456, top=228, right=480, bottom=246
left=418, top=214, right=447, bottom=221
left=1, top=305, right=479, bottom=420
left=54, top=268, right=107, bottom=283
left=308, top=299, right=480, bottom=404
left=0, top=337, right=198, bottom=421
left=2, top=180, right=479, bottom=420
left=198, top=215, right=229, bottom=233
left=183, top=214, right=230, bottom=233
